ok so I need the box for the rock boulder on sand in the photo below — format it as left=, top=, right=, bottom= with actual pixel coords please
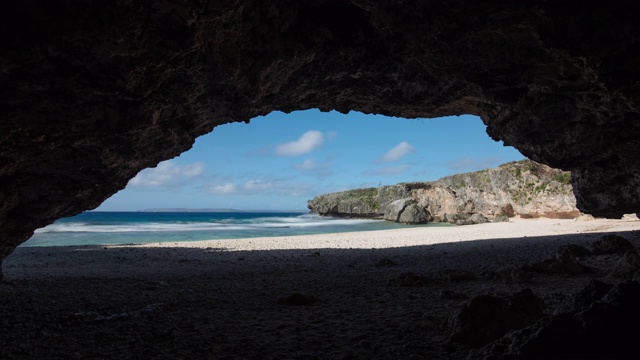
left=383, top=199, right=431, bottom=224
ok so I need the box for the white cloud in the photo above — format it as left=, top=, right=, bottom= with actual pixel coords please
left=366, top=164, right=409, bottom=175
left=380, top=141, right=415, bottom=162
left=202, top=177, right=316, bottom=198
left=276, top=130, right=324, bottom=156
left=296, top=158, right=331, bottom=171
left=128, top=160, right=204, bottom=188
left=205, top=182, right=238, bottom=195
left=294, top=158, right=333, bottom=177
left=243, top=179, right=273, bottom=191
left=296, top=158, right=318, bottom=170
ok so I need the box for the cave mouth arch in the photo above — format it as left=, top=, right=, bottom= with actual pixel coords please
left=2, top=1, right=640, bottom=356
left=21, top=109, right=527, bottom=248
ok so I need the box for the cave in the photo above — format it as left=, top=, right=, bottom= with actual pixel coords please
left=2, top=0, right=640, bottom=358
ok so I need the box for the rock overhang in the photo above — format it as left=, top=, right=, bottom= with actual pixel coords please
left=1, top=0, right=640, bottom=266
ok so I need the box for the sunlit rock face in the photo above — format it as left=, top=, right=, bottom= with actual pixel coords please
left=1, top=1, right=639, bottom=261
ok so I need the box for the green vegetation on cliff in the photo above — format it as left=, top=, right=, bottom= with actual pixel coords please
left=308, top=160, right=577, bottom=222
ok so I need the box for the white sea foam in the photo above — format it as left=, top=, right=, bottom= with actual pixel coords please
left=34, top=215, right=378, bottom=234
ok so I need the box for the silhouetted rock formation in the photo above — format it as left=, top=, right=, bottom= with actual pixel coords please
left=471, top=281, right=640, bottom=359
left=448, top=288, right=545, bottom=348
left=1, top=2, right=640, bottom=272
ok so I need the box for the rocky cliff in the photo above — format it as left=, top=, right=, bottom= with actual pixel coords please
left=308, top=160, right=578, bottom=224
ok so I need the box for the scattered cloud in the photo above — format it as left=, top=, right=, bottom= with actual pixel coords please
left=204, top=182, right=238, bottom=195
left=294, top=158, right=333, bottom=177
left=326, top=131, right=337, bottom=140
left=276, top=130, right=324, bottom=156
left=447, top=157, right=500, bottom=172
left=365, top=164, right=409, bottom=176
left=380, top=141, right=415, bottom=162
left=128, top=160, right=205, bottom=188
left=202, top=177, right=314, bottom=198
left=243, top=179, right=274, bottom=191
left=295, top=159, right=320, bottom=170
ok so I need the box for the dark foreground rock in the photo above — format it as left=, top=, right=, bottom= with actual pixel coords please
left=448, top=288, right=545, bottom=348
left=589, top=234, right=636, bottom=255
left=471, top=281, right=640, bottom=359
left=277, top=293, right=317, bottom=306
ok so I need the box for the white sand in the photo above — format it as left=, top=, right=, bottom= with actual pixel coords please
left=5, top=216, right=640, bottom=280
left=131, top=216, right=640, bottom=251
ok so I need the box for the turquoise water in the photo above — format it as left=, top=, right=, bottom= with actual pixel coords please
left=22, top=211, right=440, bottom=247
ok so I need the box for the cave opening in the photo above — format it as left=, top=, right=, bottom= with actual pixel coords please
left=21, top=109, right=525, bottom=248
left=3, top=1, right=640, bottom=356
left=89, top=109, right=525, bottom=212
left=10, top=110, right=639, bottom=359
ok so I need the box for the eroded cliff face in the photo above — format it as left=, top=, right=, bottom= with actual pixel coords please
left=423, top=160, right=578, bottom=220
left=1, top=1, right=640, bottom=265
left=307, top=160, right=579, bottom=223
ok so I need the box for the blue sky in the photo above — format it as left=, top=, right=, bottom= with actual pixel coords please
left=96, top=110, right=525, bottom=211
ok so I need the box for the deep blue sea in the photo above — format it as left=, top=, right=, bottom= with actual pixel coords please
left=22, top=211, right=437, bottom=247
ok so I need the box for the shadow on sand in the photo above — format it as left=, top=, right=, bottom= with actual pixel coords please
left=1, top=229, right=639, bottom=359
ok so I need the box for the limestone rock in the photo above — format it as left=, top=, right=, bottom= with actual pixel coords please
left=469, top=213, right=489, bottom=224
left=307, top=188, right=383, bottom=219
left=398, top=203, right=431, bottom=225
left=453, top=213, right=490, bottom=226
left=493, top=214, right=509, bottom=223
left=383, top=198, right=410, bottom=222
left=382, top=198, right=430, bottom=224
left=309, top=160, right=579, bottom=225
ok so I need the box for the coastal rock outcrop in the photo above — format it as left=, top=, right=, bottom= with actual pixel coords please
left=2, top=1, right=640, bottom=273
left=383, top=199, right=432, bottom=224
left=308, top=160, right=579, bottom=224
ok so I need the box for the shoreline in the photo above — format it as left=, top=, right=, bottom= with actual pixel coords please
left=124, top=216, right=640, bottom=251
left=3, top=216, right=640, bottom=359
left=5, top=217, right=640, bottom=280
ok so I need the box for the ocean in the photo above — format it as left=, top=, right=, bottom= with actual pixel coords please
left=22, top=211, right=439, bottom=247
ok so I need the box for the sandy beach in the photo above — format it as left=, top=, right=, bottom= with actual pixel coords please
left=2, top=217, right=640, bottom=359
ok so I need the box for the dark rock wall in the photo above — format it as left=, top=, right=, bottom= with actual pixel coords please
left=2, top=1, right=640, bottom=263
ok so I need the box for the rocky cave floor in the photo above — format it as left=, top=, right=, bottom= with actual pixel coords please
left=2, top=230, right=640, bottom=359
